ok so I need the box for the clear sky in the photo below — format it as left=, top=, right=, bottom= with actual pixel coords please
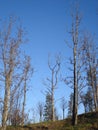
left=0, top=0, right=98, bottom=122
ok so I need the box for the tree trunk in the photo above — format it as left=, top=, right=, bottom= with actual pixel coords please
left=63, top=109, right=65, bottom=120
left=51, top=85, right=55, bottom=121
left=2, top=78, right=11, bottom=130
left=22, top=79, right=26, bottom=126
left=72, top=44, right=78, bottom=125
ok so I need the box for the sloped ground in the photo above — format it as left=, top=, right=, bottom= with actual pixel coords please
left=1, top=111, right=98, bottom=130
left=24, top=112, right=98, bottom=130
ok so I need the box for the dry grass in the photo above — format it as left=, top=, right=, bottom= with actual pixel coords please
left=0, top=111, right=98, bottom=130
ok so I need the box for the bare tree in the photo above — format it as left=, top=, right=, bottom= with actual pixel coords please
left=0, top=17, right=29, bottom=130
left=82, top=33, right=98, bottom=111
left=72, top=8, right=80, bottom=126
left=64, top=4, right=82, bottom=125
left=8, top=71, right=25, bottom=125
left=37, top=102, right=44, bottom=122
left=60, top=97, right=67, bottom=120
left=44, top=55, right=60, bottom=121
left=21, top=56, right=33, bottom=126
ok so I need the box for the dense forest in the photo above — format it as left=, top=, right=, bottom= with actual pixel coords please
left=0, top=1, right=98, bottom=130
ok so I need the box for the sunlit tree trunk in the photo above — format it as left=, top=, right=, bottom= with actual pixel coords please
left=0, top=17, right=25, bottom=130
left=72, top=37, right=78, bottom=125
left=44, top=55, right=60, bottom=121
left=71, top=7, right=81, bottom=125
left=2, top=77, right=11, bottom=130
left=21, top=80, right=26, bottom=126
left=21, top=56, right=33, bottom=126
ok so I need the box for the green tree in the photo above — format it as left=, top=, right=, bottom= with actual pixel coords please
left=37, top=102, right=44, bottom=122
left=44, top=92, right=52, bottom=121
left=67, top=93, right=73, bottom=118
left=81, top=87, right=94, bottom=113
left=44, top=92, right=58, bottom=121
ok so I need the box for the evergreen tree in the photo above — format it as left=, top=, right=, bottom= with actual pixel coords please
left=44, top=92, right=58, bottom=121
left=81, top=87, right=94, bottom=113
left=44, top=93, right=52, bottom=121
left=68, top=93, right=73, bottom=118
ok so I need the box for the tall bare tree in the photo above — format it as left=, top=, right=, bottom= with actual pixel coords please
left=72, top=8, right=81, bottom=126
left=82, top=33, right=98, bottom=111
left=8, top=67, right=25, bottom=125
left=0, top=17, right=28, bottom=130
left=21, top=56, right=33, bottom=126
left=64, top=4, right=82, bottom=125
left=44, top=55, right=60, bottom=121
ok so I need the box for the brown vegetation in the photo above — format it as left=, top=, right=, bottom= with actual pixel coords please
left=1, top=111, right=97, bottom=130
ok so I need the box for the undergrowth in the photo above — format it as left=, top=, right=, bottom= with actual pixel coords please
left=0, top=111, right=98, bottom=130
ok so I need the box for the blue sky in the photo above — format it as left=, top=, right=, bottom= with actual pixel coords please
left=0, top=0, right=98, bottom=121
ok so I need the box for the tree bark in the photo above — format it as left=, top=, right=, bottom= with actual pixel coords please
left=2, top=85, right=10, bottom=130
left=72, top=43, right=78, bottom=125
left=2, top=73, right=12, bottom=130
left=21, top=79, right=26, bottom=126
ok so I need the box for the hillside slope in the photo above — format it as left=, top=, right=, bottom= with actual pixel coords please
left=2, top=111, right=98, bottom=130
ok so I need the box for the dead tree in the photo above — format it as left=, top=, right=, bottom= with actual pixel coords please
left=44, top=55, right=60, bottom=121
left=64, top=5, right=82, bottom=125
left=21, top=56, right=33, bottom=126
left=82, top=33, right=98, bottom=111
left=0, top=17, right=27, bottom=130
